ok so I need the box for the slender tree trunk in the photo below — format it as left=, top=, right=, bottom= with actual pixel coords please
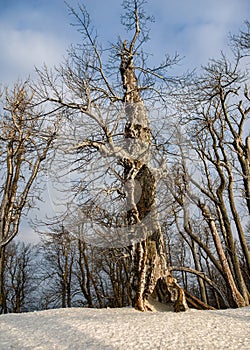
left=77, top=240, right=94, bottom=308
left=120, top=40, right=188, bottom=312
left=233, top=136, right=250, bottom=215
left=245, top=136, right=250, bottom=214
left=191, top=241, right=208, bottom=304
left=177, top=211, right=208, bottom=304
left=0, top=247, right=7, bottom=314
left=170, top=265, right=230, bottom=308
left=198, top=201, right=248, bottom=307
left=227, top=164, right=250, bottom=274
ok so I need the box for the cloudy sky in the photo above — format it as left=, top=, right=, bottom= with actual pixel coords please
left=0, top=0, right=249, bottom=86
left=0, top=0, right=249, bottom=242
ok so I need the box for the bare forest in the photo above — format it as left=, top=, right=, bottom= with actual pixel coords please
left=0, top=1, right=249, bottom=314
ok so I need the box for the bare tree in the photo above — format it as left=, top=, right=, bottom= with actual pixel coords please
left=0, top=80, right=58, bottom=312
left=231, top=21, right=250, bottom=54
left=166, top=32, right=250, bottom=308
left=3, top=241, right=37, bottom=313
left=35, top=1, right=188, bottom=311
left=38, top=221, right=130, bottom=309
left=38, top=226, right=76, bottom=309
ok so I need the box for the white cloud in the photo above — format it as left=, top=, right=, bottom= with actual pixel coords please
left=145, top=0, right=250, bottom=70
left=1, top=0, right=249, bottom=85
left=0, top=25, right=70, bottom=84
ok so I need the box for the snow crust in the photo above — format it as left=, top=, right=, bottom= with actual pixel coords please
left=0, top=306, right=249, bottom=349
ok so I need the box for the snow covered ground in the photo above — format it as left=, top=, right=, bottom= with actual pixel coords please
left=0, top=305, right=249, bottom=350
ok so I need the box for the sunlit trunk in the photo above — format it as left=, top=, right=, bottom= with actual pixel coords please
left=198, top=201, right=248, bottom=307
left=120, top=40, right=188, bottom=311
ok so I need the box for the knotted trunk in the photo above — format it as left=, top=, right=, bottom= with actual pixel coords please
left=120, top=41, right=188, bottom=311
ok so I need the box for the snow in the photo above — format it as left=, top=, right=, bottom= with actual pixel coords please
left=0, top=305, right=250, bottom=350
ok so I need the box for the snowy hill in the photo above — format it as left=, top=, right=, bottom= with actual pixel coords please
left=0, top=306, right=250, bottom=349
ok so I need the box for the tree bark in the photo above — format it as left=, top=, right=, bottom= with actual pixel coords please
left=170, top=265, right=230, bottom=308
left=120, top=40, right=188, bottom=311
left=198, top=201, right=248, bottom=307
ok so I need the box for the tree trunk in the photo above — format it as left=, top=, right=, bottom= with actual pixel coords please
left=198, top=201, right=248, bottom=307
left=0, top=247, right=7, bottom=314
left=190, top=241, right=208, bottom=304
left=120, top=40, right=188, bottom=312
left=170, top=265, right=230, bottom=308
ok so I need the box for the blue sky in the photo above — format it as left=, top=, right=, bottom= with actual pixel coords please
left=0, top=0, right=249, bottom=85
left=0, top=0, right=249, bottom=242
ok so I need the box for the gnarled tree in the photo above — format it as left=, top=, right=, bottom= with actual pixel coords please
left=35, top=0, right=188, bottom=311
